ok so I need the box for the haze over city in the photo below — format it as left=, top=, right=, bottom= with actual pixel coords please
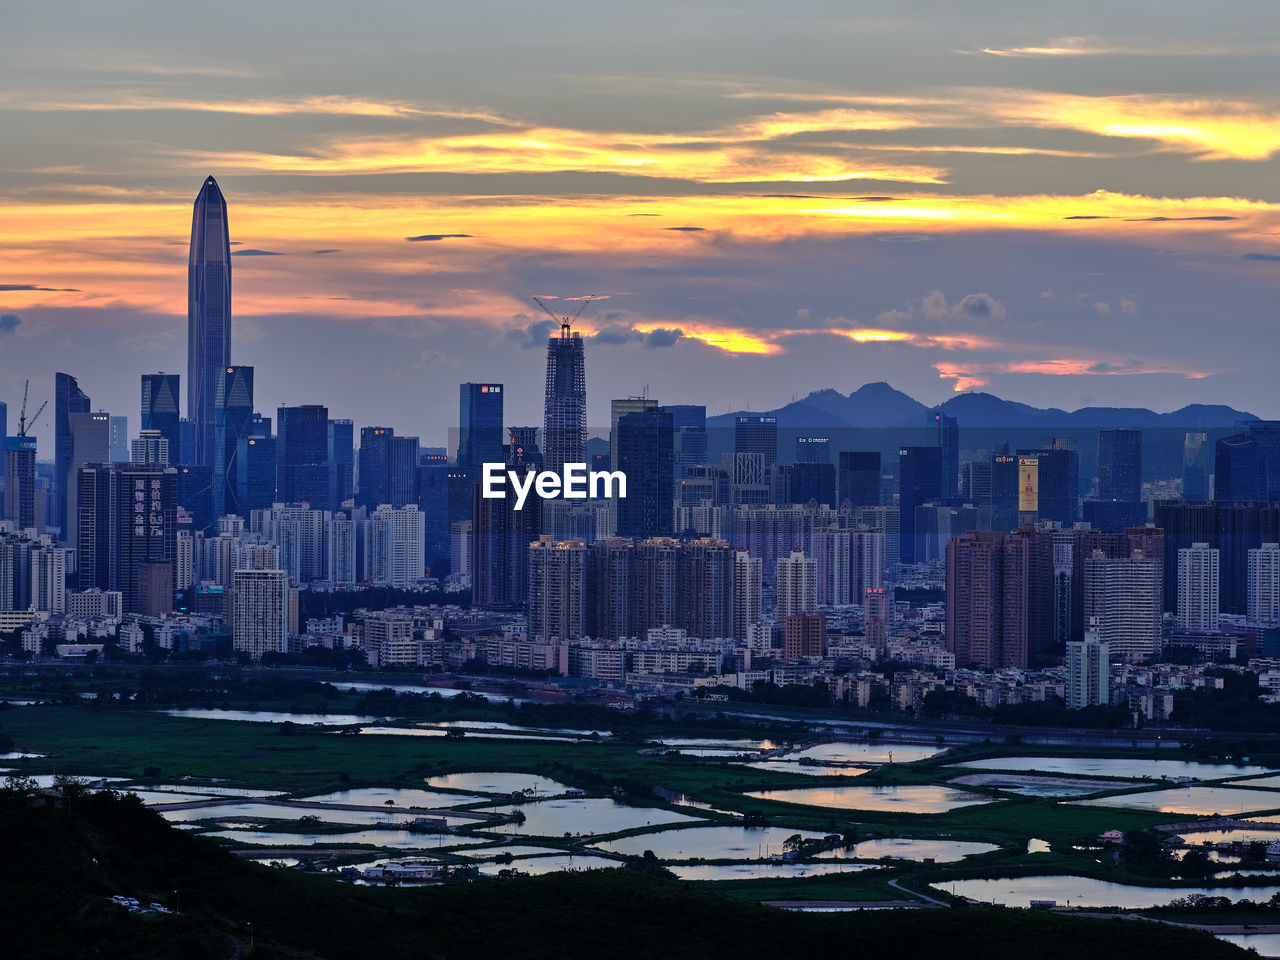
left=5, top=1, right=1280, bottom=439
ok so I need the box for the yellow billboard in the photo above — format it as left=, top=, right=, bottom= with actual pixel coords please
left=1018, top=457, right=1039, bottom=512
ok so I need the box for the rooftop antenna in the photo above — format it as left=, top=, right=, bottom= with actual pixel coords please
left=533, top=293, right=598, bottom=338
left=17, top=380, right=47, bottom=437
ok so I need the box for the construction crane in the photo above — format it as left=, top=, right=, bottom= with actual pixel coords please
left=16, top=379, right=47, bottom=437
left=532, top=294, right=599, bottom=337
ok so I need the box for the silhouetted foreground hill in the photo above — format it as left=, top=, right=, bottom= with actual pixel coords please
left=0, top=787, right=1251, bottom=960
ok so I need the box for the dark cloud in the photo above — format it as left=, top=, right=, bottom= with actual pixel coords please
left=505, top=318, right=557, bottom=349
left=0, top=313, right=21, bottom=336
left=954, top=292, right=1005, bottom=319
left=1126, top=216, right=1237, bottom=222
left=231, top=248, right=283, bottom=256
left=312, top=249, right=341, bottom=255
left=405, top=234, right=473, bottom=242
left=644, top=327, right=683, bottom=348
left=592, top=323, right=644, bottom=345
left=664, top=226, right=705, bottom=232
left=1242, top=253, right=1280, bottom=262
left=876, top=235, right=928, bottom=243
left=1088, top=359, right=1143, bottom=374
left=1063, top=215, right=1113, bottom=220
left=761, top=195, right=899, bottom=201
left=0, top=283, right=81, bottom=292
left=626, top=213, right=661, bottom=217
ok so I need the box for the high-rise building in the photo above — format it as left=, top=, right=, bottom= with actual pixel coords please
left=276, top=405, right=329, bottom=507
left=1183, top=432, right=1210, bottom=500
left=416, top=452, right=451, bottom=576
left=784, top=612, right=824, bottom=659
left=678, top=537, right=735, bottom=640
left=236, top=435, right=276, bottom=513
left=610, top=397, right=658, bottom=469
left=66, top=410, right=110, bottom=550
left=471, top=470, right=542, bottom=607
left=1177, top=542, right=1220, bottom=633
left=615, top=408, right=674, bottom=538
left=357, top=427, right=418, bottom=509
left=0, top=401, right=6, bottom=480
left=898, top=446, right=941, bottom=564
left=1015, top=443, right=1079, bottom=524
left=776, top=547, right=816, bottom=617
left=928, top=410, right=959, bottom=501
left=1154, top=499, right=1280, bottom=616
left=30, top=540, right=67, bottom=615
left=1083, top=548, right=1162, bottom=661
left=795, top=437, right=831, bottom=465
left=733, top=548, right=761, bottom=642
left=1247, top=421, right=1280, bottom=500
left=327, top=419, right=354, bottom=508
left=837, top=451, right=880, bottom=511
left=366, top=504, right=426, bottom=587
left=54, top=372, right=91, bottom=536
left=664, top=405, right=707, bottom=477
left=109, top=416, right=129, bottom=463
left=544, top=327, right=586, bottom=475
left=214, top=365, right=253, bottom=518
left=458, top=383, right=504, bottom=479
left=141, top=374, right=181, bottom=458
left=945, top=529, right=1053, bottom=669
left=1249, top=543, right=1280, bottom=626
left=990, top=448, right=1019, bottom=532
left=1215, top=433, right=1264, bottom=501
left=76, top=462, right=178, bottom=613
left=176, top=464, right=213, bottom=535
left=1098, top=428, right=1142, bottom=502
left=735, top=416, right=778, bottom=470
left=131, top=430, right=169, bottom=465
left=232, top=568, right=289, bottom=659
left=527, top=536, right=587, bottom=641
left=187, top=176, right=232, bottom=468
left=585, top=537, right=633, bottom=640
left=1066, top=629, right=1110, bottom=710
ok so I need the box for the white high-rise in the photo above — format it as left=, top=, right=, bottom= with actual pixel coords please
left=31, top=541, right=67, bottom=615
left=1249, top=543, right=1280, bottom=626
left=326, top=511, right=356, bottom=585
left=1083, top=550, right=1162, bottom=661
left=367, top=504, right=426, bottom=588
left=232, top=568, right=290, bottom=659
left=733, top=548, right=762, bottom=641
left=1177, top=542, right=1220, bottom=633
left=776, top=547, right=816, bottom=617
left=1066, top=627, right=1110, bottom=710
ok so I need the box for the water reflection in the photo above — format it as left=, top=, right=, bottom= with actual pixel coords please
left=475, top=855, right=621, bottom=876
left=960, top=757, right=1275, bottom=780
left=297, top=788, right=485, bottom=808
left=816, top=838, right=999, bottom=862
left=1073, top=786, right=1280, bottom=816
left=595, top=826, right=826, bottom=861
left=162, top=709, right=380, bottom=725
left=424, top=772, right=572, bottom=796
left=481, top=798, right=701, bottom=837
left=203, top=829, right=494, bottom=849
left=783, top=742, right=947, bottom=765
left=745, top=785, right=995, bottom=814
left=935, top=875, right=1280, bottom=909
left=668, top=862, right=876, bottom=881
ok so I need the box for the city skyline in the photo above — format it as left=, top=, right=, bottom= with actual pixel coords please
left=4, top=3, right=1280, bottom=442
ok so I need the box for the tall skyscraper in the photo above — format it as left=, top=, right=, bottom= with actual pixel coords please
left=131, top=430, right=169, bottom=466
left=4, top=437, right=37, bottom=530
left=795, top=437, right=831, bottom=465
left=328, top=419, right=354, bottom=507
left=1183, top=432, right=1210, bottom=500
left=108, top=416, right=129, bottom=463
left=76, top=462, right=178, bottom=612
left=1098, top=428, right=1142, bottom=502
left=236, top=435, right=276, bottom=513
left=611, top=397, right=658, bottom=469
left=458, top=383, right=504, bottom=479
left=141, top=373, right=181, bottom=458
left=527, top=536, right=587, bottom=641
left=276, top=405, right=329, bottom=507
left=664, top=404, right=707, bottom=477
left=837, top=451, right=880, bottom=511
left=357, top=426, right=418, bottom=509
left=187, top=175, right=232, bottom=468
left=1015, top=443, right=1079, bottom=524
left=66, top=410, right=110, bottom=550
left=1247, top=421, right=1280, bottom=500
left=615, top=408, right=674, bottom=538
left=1154, top=499, right=1280, bottom=616
left=776, top=547, right=816, bottom=617
left=898, top=445, right=941, bottom=564
left=733, top=548, right=761, bottom=641
left=544, top=326, right=586, bottom=475
left=0, top=400, right=6, bottom=480
left=1177, top=542, right=1220, bottom=633
left=54, top=372, right=90, bottom=537
left=928, top=409, right=959, bottom=501
left=1215, top=433, right=1264, bottom=502
left=214, top=365, right=253, bottom=518
left=735, top=416, right=778, bottom=469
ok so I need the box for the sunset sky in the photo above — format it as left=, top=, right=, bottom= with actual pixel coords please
left=4, top=1, right=1280, bottom=445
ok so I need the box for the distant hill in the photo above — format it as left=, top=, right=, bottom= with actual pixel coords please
left=708, top=383, right=1255, bottom=431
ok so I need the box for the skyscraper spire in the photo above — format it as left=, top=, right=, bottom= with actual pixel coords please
left=187, top=175, right=231, bottom=468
